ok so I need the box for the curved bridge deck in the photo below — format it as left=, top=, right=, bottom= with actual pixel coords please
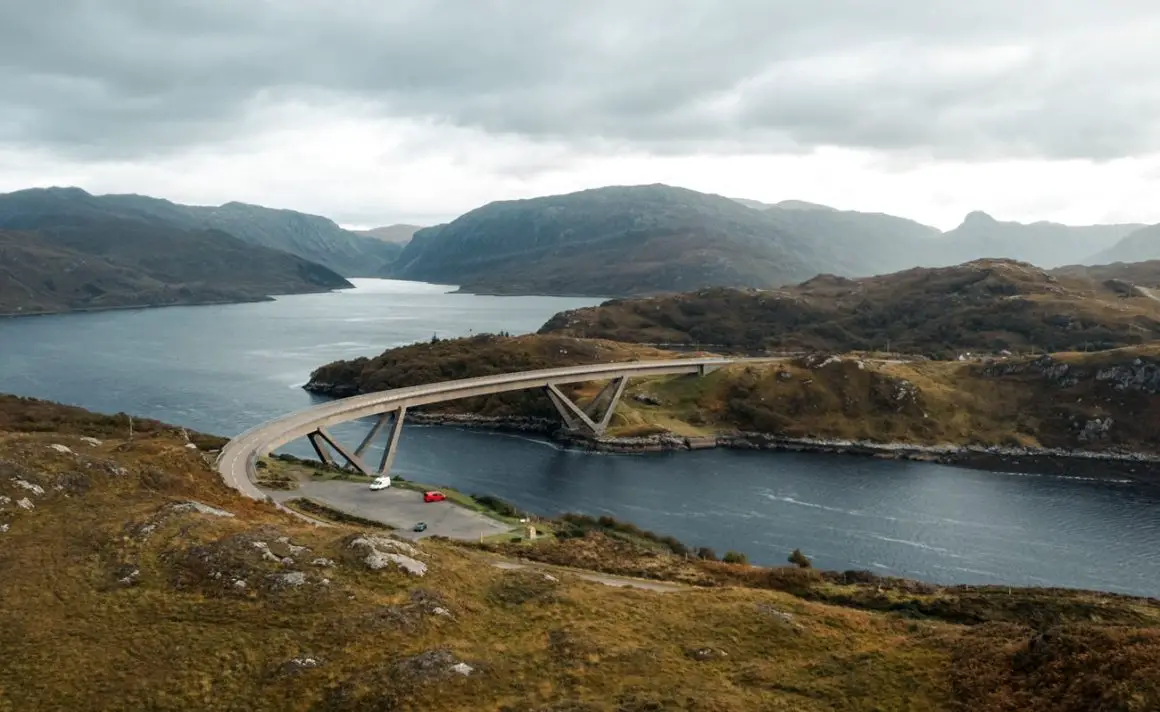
left=218, top=357, right=770, bottom=500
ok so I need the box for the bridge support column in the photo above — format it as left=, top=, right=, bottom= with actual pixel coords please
left=543, top=377, right=628, bottom=436
left=305, top=407, right=408, bottom=477
left=306, top=430, right=335, bottom=467
left=355, top=412, right=391, bottom=458
left=377, top=406, right=407, bottom=476
left=310, top=426, right=374, bottom=476
left=596, top=376, right=629, bottom=432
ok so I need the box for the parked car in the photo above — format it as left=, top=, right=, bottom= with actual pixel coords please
left=369, top=476, right=391, bottom=491
left=423, top=491, right=446, bottom=503
left=413, top=522, right=427, bottom=532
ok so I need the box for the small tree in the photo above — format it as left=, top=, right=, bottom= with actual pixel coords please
left=430, top=332, right=441, bottom=343
left=723, top=550, right=748, bottom=565
left=696, top=546, right=718, bottom=561
left=788, top=548, right=812, bottom=569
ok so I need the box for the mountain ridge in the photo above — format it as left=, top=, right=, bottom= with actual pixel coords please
left=0, top=187, right=399, bottom=277
left=0, top=215, right=351, bottom=316
left=389, top=183, right=1150, bottom=294
left=391, top=183, right=842, bottom=296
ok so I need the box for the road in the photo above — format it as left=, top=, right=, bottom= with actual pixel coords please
left=269, top=480, right=511, bottom=541
left=1136, top=285, right=1160, bottom=303
left=217, top=357, right=776, bottom=502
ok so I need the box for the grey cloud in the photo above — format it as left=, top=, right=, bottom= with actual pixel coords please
left=2, top=0, right=1159, bottom=160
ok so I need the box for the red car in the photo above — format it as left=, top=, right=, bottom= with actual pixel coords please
left=423, top=491, right=446, bottom=503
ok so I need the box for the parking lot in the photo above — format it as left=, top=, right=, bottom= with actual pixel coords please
left=268, top=479, right=513, bottom=540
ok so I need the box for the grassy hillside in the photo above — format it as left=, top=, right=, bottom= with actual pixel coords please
left=2, top=395, right=1158, bottom=711
left=614, top=347, right=1160, bottom=452
left=1052, top=259, right=1160, bottom=289
left=541, top=259, right=1160, bottom=356
left=0, top=218, right=350, bottom=316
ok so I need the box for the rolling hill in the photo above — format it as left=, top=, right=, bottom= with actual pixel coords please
left=0, top=187, right=400, bottom=277
left=539, top=258, right=1160, bottom=356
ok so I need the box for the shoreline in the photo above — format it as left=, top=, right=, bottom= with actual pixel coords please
left=0, top=286, right=348, bottom=319
left=406, top=411, right=1160, bottom=481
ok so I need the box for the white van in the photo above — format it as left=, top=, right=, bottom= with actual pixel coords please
left=369, top=476, right=391, bottom=491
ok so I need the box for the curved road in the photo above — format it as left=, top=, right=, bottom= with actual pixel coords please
left=217, top=357, right=770, bottom=500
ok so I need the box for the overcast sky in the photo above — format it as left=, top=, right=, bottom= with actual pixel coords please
left=3, top=1, right=1160, bottom=229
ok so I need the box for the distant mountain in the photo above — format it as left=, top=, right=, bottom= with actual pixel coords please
left=762, top=204, right=942, bottom=276
left=938, top=211, right=1141, bottom=269
left=389, top=184, right=1149, bottom=296
left=769, top=200, right=838, bottom=212
left=0, top=187, right=399, bottom=277
left=1086, top=224, right=1160, bottom=265
left=354, top=224, right=421, bottom=245
left=0, top=215, right=350, bottom=316
left=391, top=184, right=850, bottom=296
left=729, top=197, right=778, bottom=210
left=731, top=197, right=837, bottom=212
left=540, top=258, right=1160, bottom=355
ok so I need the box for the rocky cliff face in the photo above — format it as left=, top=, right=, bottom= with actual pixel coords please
left=983, top=354, right=1160, bottom=394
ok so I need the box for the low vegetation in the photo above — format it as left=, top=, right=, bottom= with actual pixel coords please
left=2, top=397, right=1159, bottom=710
left=305, top=332, right=680, bottom=416
left=554, top=513, right=691, bottom=555
left=541, top=259, right=1160, bottom=356
left=284, top=497, right=393, bottom=529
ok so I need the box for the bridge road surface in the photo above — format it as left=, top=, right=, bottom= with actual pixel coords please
left=216, top=357, right=784, bottom=535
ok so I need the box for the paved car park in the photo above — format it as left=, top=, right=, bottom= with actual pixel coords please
left=268, top=479, right=512, bottom=541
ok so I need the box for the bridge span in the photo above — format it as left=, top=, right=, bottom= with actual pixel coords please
left=217, top=357, right=770, bottom=500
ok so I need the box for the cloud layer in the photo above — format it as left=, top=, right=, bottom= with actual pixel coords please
left=3, top=1, right=1160, bottom=228
left=5, top=0, right=1160, bottom=161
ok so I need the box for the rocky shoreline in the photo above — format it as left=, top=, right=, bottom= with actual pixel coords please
left=406, top=411, right=1160, bottom=481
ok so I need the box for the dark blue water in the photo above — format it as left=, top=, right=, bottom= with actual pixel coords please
left=2, top=279, right=1158, bottom=596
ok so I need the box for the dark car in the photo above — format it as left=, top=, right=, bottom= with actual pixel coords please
left=413, top=522, right=427, bottom=532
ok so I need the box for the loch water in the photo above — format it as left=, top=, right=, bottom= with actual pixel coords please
left=2, top=279, right=1158, bottom=596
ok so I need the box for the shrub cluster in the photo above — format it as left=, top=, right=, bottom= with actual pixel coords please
left=554, top=513, right=690, bottom=555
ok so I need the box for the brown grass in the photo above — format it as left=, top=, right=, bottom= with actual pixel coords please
left=598, top=347, right=1160, bottom=454
left=2, top=398, right=1159, bottom=711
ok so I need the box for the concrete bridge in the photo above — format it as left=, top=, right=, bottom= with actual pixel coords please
left=217, top=357, right=768, bottom=500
